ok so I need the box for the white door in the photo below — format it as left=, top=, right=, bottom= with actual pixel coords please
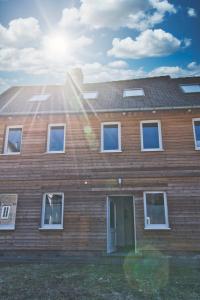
left=107, top=198, right=116, bottom=253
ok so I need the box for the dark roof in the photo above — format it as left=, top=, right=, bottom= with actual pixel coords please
left=0, top=75, right=200, bottom=115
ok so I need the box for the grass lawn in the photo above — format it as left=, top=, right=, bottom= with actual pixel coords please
left=0, top=254, right=200, bottom=299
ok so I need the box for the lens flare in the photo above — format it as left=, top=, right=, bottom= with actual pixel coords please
left=43, top=32, right=71, bottom=61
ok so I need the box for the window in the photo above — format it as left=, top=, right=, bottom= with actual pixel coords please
left=1, top=206, right=10, bottom=219
left=123, top=88, right=144, bottom=97
left=144, top=192, right=169, bottom=229
left=29, top=94, right=50, bottom=102
left=47, top=124, right=65, bottom=153
left=0, top=194, right=17, bottom=230
left=193, top=119, right=200, bottom=149
left=101, top=122, right=121, bottom=152
left=181, top=84, right=200, bottom=93
left=41, top=193, right=64, bottom=229
left=140, top=121, right=163, bottom=151
left=4, top=126, right=22, bottom=154
left=82, top=91, right=98, bottom=99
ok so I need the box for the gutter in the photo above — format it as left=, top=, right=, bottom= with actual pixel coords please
left=0, top=105, right=200, bottom=116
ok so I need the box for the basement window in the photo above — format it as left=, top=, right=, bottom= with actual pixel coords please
left=41, top=193, right=64, bottom=229
left=47, top=124, right=65, bottom=153
left=180, top=84, right=200, bottom=93
left=4, top=126, right=23, bottom=154
left=1, top=206, right=10, bottom=219
left=0, top=194, right=18, bottom=230
left=193, top=119, right=200, bottom=150
left=29, top=94, right=50, bottom=102
left=82, top=91, right=98, bottom=99
left=101, top=122, right=121, bottom=152
left=144, top=192, right=169, bottom=230
left=140, top=121, right=163, bottom=151
left=123, top=88, right=144, bottom=97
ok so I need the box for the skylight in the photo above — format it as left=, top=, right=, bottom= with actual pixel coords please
left=82, top=91, right=98, bottom=99
left=29, top=94, right=50, bottom=102
left=123, top=88, right=145, bottom=97
left=180, top=84, right=200, bottom=93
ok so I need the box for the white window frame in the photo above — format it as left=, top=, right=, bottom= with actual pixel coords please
left=101, top=122, right=122, bottom=153
left=82, top=91, right=98, bottom=99
left=47, top=124, right=66, bottom=153
left=41, top=192, right=64, bottom=230
left=123, top=88, right=145, bottom=97
left=192, top=118, right=200, bottom=150
left=1, top=205, right=10, bottom=219
left=180, top=84, right=200, bottom=93
left=140, top=120, right=163, bottom=152
left=4, top=125, right=23, bottom=155
left=143, top=191, right=169, bottom=230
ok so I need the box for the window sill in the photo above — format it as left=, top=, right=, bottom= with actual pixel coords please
left=45, top=151, right=65, bottom=154
left=195, top=147, right=200, bottom=151
left=141, top=148, right=164, bottom=152
left=0, top=153, right=21, bottom=156
left=39, top=226, right=64, bottom=230
left=0, top=225, right=15, bottom=230
left=101, top=150, right=122, bottom=153
left=144, top=226, right=171, bottom=230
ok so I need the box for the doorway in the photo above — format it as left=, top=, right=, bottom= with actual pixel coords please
left=107, top=196, right=135, bottom=254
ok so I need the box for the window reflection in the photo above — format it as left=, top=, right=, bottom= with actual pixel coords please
left=142, top=123, right=160, bottom=149
left=103, top=124, right=119, bottom=151
left=7, top=128, right=22, bottom=153
left=49, top=126, right=64, bottom=152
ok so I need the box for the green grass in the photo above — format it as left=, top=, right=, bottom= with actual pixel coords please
left=0, top=256, right=200, bottom=299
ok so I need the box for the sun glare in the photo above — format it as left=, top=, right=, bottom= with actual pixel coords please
left=43, top=32, right=71, bottom=61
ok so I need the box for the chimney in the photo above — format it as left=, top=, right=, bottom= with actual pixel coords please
left=68, top=68, right=83, bottom=89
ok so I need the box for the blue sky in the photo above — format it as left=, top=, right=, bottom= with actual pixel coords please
left=0, top=0, right=199, bottom=93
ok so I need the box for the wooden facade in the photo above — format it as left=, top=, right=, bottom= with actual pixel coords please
left=0, top=109, right=200, bottom=253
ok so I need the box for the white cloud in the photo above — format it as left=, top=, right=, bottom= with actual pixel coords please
left=108, top=60, right=128, bottom=69
left=187, top=7, right=197, bottom=17
left=79, top=0, right=176, bottom=30
left=108, top=29, right=182, bottom=59
left=149, top=0, right=176, bottom=13
left=148, top=62, right=200, bottom=77
left=0, top=17, right=41, bottom=48
left=81, top=62, right=146, bottom=82
left=59, top=7, right=81, bottom=28
left=57, top=0, right=176, bottom=32
left=79, top=61, right=200, bottom=83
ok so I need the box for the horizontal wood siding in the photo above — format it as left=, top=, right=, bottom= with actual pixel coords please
left=0, top=110, right=200, bottom=252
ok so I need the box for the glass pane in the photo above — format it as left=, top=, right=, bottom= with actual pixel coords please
left=146, top=193, right=166, bottom=224
left=82, top=91, right=98, bottom=99
left=195, top=121, right=200, bottom=147
left=44, top=194, right=62, bottom=225
left=123, top=89, right=144, bottom=97
left=181, top=84, right=200, bottom=93
left=7, top=128, right=22, bottom=153
left=49, top=126, right=64, bottom=152
left=143, top=123, right=160, bottom=149
left=103, top=125, right=119, bottom=150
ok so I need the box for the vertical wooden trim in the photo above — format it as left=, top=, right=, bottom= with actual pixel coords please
left=133, top=197, right=137, bottom=253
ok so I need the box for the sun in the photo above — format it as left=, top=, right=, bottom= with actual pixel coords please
left=43, top=31, right=71, bottom=61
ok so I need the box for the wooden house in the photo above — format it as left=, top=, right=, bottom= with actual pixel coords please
left=0, top=69, right=200, bottom=255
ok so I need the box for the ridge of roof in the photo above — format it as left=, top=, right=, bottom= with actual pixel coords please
left=1, top=75, right=200, bottom=92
